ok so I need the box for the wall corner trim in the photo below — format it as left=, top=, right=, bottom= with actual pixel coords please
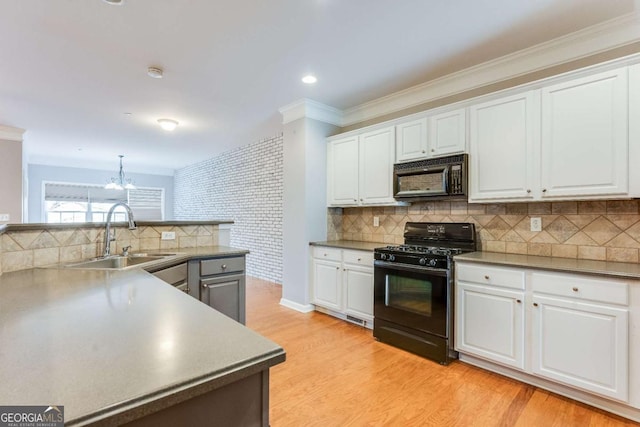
left=0, top=125, right=26, bottom=142
left=341, top=11, right=640, bottom=126
left=279, top=298, right=315, bottom=313
left=278, top=98, right=344, bottom=126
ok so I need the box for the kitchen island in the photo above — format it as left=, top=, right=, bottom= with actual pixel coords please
left=0, top=261, right=285, bottom=426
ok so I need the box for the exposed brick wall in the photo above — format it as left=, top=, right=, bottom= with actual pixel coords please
left=174, top=135, right=284, bottom=283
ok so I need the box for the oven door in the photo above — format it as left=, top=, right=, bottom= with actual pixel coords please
left=374, top=261, right=449, bottom=337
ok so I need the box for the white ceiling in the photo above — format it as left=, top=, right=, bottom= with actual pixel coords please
left=0, top=0, right=636, bottom=174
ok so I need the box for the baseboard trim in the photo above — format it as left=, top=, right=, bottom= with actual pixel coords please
left=279, top=298, right=315, bottom=313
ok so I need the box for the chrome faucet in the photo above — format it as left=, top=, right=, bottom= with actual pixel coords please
left=103, top=202, right=137, bottom=257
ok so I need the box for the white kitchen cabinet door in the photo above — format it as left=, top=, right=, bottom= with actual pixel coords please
left=456, top=282, right=525, bottom=370
left=396, top=118, right=428, bottom=162
left=469, top=91, right=539, bottom=202
left=541, top=68, right=628, bottom=198
left=532, top=294, right=629, bottom=402
left=429, top=108, right=466, bottom=157
left=313, top=259, right=342, bottom=311
left=327, top=136, right=359, bottom=206
left=359, top=126, right=396, bottom=205
left=343, top=264, right=374, bottom=323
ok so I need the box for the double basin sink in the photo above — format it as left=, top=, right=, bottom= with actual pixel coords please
left=65, top=253, right=181, bottom=270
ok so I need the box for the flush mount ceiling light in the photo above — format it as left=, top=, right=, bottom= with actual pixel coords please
left=102, top=0, right=124, bottom=5
left=147, top=67, right=163, bottom=79
left=157, top=118, right=179, bottom=131
left=105, top=155, right=136, bottom=190
left=302, top=74, right=318, bottom=84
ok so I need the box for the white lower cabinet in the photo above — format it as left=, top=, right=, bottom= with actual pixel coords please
left=456, top=283, right=525, bottom=370
left=311, top=247, right=374, bottom=328
left=456, top=261, right=632, bottom=407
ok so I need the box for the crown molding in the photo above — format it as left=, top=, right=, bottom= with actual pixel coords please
left=342, top=11, right=640, bottom=126
left=278, top=98, right=344, bottom=126
left=0, top=125, right=26, bottom=142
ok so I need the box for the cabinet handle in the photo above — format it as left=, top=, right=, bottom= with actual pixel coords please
left=484, top=275, right=490, bottom=280
left=360, top=198, right=363, bottom=202
left=422, top=150, right=426, bottom=153
left=336, top=266, right=339, bottom=270
left=357, top=258, right=361, bottom=261
left=431, top=149, right=435, bottom=152
left=221, top=264, right=227, bottom=270
left=533, top=302, right=539, bottom=307
left=572, top=287, right=579, bottom=292
left=324, top=253, right=327, bottom=257
left=353, top=199, right=357, bottom=202
left=516, top=299, right=522, bottom=304
left=526, top=189, right=531, bottom=193
left=542, top=188, right=547, bottom=193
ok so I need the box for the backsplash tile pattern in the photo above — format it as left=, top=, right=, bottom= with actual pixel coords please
left=335, top=200, right=640, bottom=263
left=0, top=225, right=218, bottom=273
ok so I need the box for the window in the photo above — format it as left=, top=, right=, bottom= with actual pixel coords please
left=43, top=182, right=164, bottom=223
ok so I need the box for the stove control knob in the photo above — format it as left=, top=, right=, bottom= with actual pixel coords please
left=428, top=259, right=438, bottom=267
left=419, top=258, right=427, bottom=266
left=380, top=253, right=387, bottom=260
left=388, top=255, right=396, bottom=262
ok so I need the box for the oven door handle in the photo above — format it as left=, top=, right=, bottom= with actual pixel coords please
left=374, top=260, right=448, bottom=276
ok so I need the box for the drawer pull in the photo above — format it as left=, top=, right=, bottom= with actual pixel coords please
left=221, top=264, right=227, bottom=270
left=484, top=275, right=490, bottom=280
left=572, top=287, right=578, bottom=292
left=336, top=266, right=339, bottom=270
left=533, top=302, right=539, bottom=307
left=516, top=299, right=521, bottom=304
left=324, top=253, right=328, bottom=257
left=357, top=258, right=361, bottom=261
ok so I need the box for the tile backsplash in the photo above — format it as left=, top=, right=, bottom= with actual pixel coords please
left=0, top=225, right=219, bottom=274
left=328, top=200, right=640, bottom=263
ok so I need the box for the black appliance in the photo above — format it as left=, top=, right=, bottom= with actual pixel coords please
left=393, top=154, right=468, bottom=201
left=373, top=222, right=476, bottom=364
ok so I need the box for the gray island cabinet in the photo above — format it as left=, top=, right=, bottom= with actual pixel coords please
left=0, top=262, right=284, bottom=426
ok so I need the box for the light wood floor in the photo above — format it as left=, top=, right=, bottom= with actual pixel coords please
left=245, top=277, right=639, bottom=427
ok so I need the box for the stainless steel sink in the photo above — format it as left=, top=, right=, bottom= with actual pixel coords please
left=65, top=254, right=177, bottom=270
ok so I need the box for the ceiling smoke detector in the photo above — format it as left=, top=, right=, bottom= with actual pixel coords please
left=102, top=0, right=125, bottom=5
left=147, top=67, right=164, bottom=79
left=157, top=118, right=179, bottom=131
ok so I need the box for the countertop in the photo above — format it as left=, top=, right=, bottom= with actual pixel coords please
left=0, top=220, right=234, bottom=235
left=310, top=240, right=386, bottom=252
left=0, top=247, right=284, bottom=426
left=454, top=251, right=640, bottom=280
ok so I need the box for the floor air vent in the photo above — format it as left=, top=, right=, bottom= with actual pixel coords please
left=346, top=315, right=365, bottom=326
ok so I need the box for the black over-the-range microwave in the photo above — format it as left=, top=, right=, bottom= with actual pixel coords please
left=393, top=154, right=468, bottom=202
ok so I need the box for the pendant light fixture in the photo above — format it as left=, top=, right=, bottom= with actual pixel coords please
left=105, top=155, right=136, bottom=190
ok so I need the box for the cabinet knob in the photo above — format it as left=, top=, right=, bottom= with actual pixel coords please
left=484, top=275, right=490, bottom=280
left=221, top=264, right=227, bottom=270
left=336, top=266, right=339, bottom=270
left=324, top=253, right=327, bottom=257
left=542, top=188, right=547, bottom=193
left=357, top=258, right=361, bottom=261
left=422, top=150, right=426, bottom=153
left=431, top=149, right=435, bottom=152
left=516, top=299, right=522, bottom=304
left=533, top=302, right=539, bottom=307
left=526, top=189, right=531, bottom=193
left=360, top=198, right=363, bottom=202
left=572, top=287, right=579, bottom=292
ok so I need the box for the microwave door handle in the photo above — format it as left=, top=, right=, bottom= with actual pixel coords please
left=442, top=166, right=450, bottom=193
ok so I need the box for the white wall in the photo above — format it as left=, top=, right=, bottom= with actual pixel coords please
left=27, top=164, right=175, bottom=223
left=173, top=135, right=284, bottom=283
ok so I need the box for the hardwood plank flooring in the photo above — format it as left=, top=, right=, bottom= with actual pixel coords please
left=245, top=277, right=638, bottom=426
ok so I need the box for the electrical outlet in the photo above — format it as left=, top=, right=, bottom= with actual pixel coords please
left=530, top=217, right=542, bottom=232
left=373, top=216, right=379, bottom=227
left=0, top=213, right=9, bottom=222
left=161, top=231, right=176, bottom=240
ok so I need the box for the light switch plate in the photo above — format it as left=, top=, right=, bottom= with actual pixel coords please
left=373, top=216, right=380, bottom=227
left=161, top=231, right=176, bottom=240
left=530, top=217, right=542, bottom=232
left=0, top=213, right=10, bottom=222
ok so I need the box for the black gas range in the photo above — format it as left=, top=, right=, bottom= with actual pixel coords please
left=373, top=222, right=476, bottom=364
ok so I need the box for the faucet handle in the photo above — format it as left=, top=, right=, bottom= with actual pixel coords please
left=122, top=246, right=132, bottom=256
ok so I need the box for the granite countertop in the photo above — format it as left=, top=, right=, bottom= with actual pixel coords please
left=310, top=240, right=386, bottom=252
left=455, top=251, right=640, bottom=280
left=0, top=249, right=284, bottom=426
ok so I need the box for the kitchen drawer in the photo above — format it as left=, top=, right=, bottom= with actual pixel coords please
left=456, top=263, right=525, bottom=290
left=531, top=272, right=628, bottom=306
left=313, top=246, right=342, bottom=262
left=200, top=256, right=245, bottom=276
left=343, top=250, right=374, bottom=266
left=152, top=263, right=187, bottom=286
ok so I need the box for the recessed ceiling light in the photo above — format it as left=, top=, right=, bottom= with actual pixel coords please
left=147, top=67, right=164, bottom=79
left=123, top=112, right=132, bottom=116
left=157, top=118, right=179, bottom=131
left=102, top=0, right=124, bottom=5
left=302, top=74, right=317, bottom=84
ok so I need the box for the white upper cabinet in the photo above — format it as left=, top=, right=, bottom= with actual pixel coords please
left=327, top=126, right=397, bottom=207
left=540, top=68, right=628, bottom=198
left=396, top=118, right=428, bottom=162
left=469, top=91, right=539, bottom=201
left=359, top=127, right=396, bottom=205
left=469, top=66, right=631, bottom=203
left=327, top=135, right=359, bottom=206
left=429, top=108, right=466, bottom=157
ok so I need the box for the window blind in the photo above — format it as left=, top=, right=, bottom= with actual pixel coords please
left=127, top=188, right=164, bottom=221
